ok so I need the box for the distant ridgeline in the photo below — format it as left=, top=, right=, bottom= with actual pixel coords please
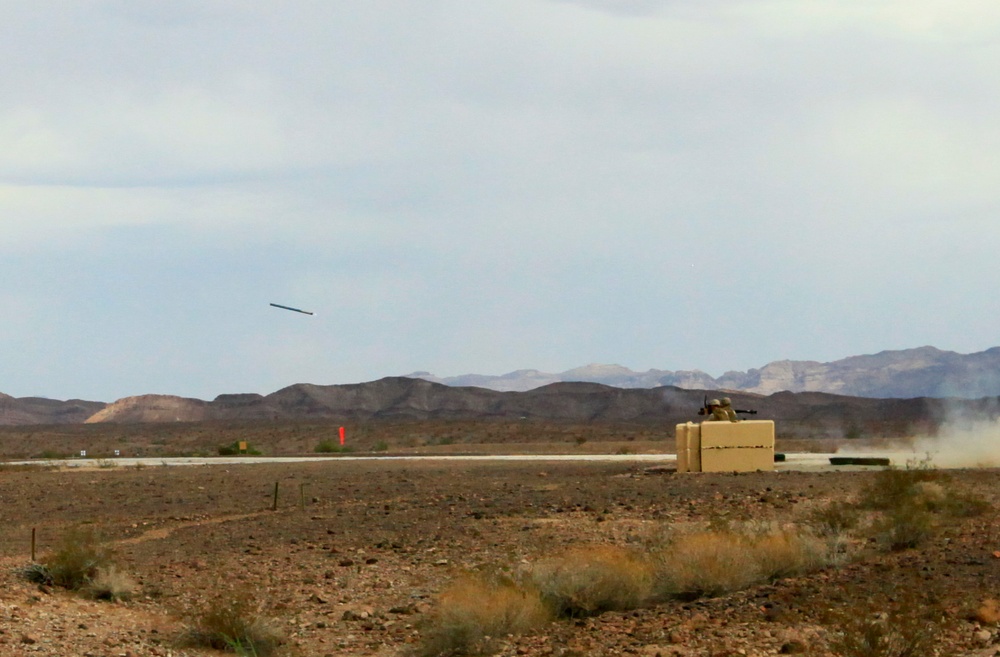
left=407, top=346, right=1000, bottom=398
left=2, top=375, right=1000, bottom=441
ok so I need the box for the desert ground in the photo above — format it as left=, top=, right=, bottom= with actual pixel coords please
left=1, top=421, right=998, bottom=657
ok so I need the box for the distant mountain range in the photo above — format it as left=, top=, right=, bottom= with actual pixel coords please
left=2, top=346, right=999, bottom=430
left=406, top=346, right=1000, bottom=398
left=0, top=377, right=969, bottom=441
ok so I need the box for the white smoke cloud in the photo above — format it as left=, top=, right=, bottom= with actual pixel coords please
left=838, top=400, right=1000, bottom=469
left=910, top=415, right=1000, bottom=469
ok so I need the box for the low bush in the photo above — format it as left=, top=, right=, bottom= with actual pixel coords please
left=857, top=464, right=940, bottom=511
left=652, top=526, right=829, bottom=600
left=827, top=587, right=941, bottom=657
left=808, top=501, right=862, bottom=537
left=42, top=527, right=113, bottom=591
left=182, top=588, right=283, bottom=656
left=314, top=440, right=351, bottom=453
left=530, top=545, right=652, bottom=617
left=417, top=571, right=551, bottom=657
left=871, top=501, right=936, bottom=551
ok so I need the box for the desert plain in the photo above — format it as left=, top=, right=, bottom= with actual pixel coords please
left=0, top=420, right=998, bottom=657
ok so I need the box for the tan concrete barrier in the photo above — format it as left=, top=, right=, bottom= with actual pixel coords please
left=675, top=420, right=774, bottom=472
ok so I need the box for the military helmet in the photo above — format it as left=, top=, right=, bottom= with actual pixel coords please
left=720, top=397, right=731, bottom=406
left=707, top=399, right=721, bottom=406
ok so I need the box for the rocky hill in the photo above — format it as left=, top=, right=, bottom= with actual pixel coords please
left=4, top=346, right=1000, bottom=435
left=408, top=346, right=1000, bottom=398
left=62, top=377, right=996, bottom=440
left=0, top=393, right=105, bottom=425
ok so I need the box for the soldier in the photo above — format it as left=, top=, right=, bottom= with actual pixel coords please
left=705, top=399, right=731, bottom=422
left=719, top=397, right=741, bottom=422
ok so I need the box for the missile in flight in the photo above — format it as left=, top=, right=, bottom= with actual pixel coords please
left=270, top=302, right=314, bottom=316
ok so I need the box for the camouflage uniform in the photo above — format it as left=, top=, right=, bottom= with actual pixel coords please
left=719, top=397, right=740, bottom=422
left=705, top=399, right=730, bottom=421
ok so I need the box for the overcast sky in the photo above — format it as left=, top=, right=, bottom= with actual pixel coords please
left=3, top=1, right=999, bottom=402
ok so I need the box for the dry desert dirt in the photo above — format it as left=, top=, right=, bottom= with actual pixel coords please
left=0, top=423, right=998, bottom=657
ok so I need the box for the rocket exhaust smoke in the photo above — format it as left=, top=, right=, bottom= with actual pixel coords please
left=910, top=417, right=1000, bottom=468
left=840, top=400, right=1000, bottom=469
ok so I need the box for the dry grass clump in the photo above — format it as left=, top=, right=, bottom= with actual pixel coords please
left=857, top=464, right=941, bottom=511
left=41, top=526, right=114, bottom=591
left=827, top=587, right=941, bottom=657
left=24, top=527, right=136, bottom=602
left=871, top=501, right=936, bottom=552
left=808, top=501, right=862, bottom=537
left=529, top=545, right=653, bottom=618
left=417, top=571, right=551, bottom=657
left=182, top=588, right=283, bottom=656
left=652, top=526, right=828, bottom=599
left=418, top=527, right=831, bottom=655
left=851, top=463, right=989, bottom=550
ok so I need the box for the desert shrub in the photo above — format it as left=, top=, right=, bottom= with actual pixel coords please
left=752, top=529, right=829, bottom=580
left=42, top=527, right=113, bottom=590
left=314, top=440, right=351, bottom=453
left=417, top=571, right=551, bottom=657
left=651, top=530, right=758, bottom=598
left=870, top=501, right=936, bottom=551
left=19, top=562, right=53, bottom=586
left=827, top=588, right=940, bottom=657
left=652, top=526, right=830, bottom=600
left=372, top=440, right=389, bottom=452
left=857, top=464, right=940, bottom=511
left=808, top=501, right=862, bottom=537
left=938, top=488, right=991, bottom=518
left=183, top=588, right=283, bottom=656
left=86, top=565, right=136, bottom=601
left=529, top=545, right=653, bottom=617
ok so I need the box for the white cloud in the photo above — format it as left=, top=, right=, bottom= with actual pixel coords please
left=1, top=1, right=999, bottom=398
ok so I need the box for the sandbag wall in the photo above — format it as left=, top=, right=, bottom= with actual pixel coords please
left=675, top=420, right=775, bottom=473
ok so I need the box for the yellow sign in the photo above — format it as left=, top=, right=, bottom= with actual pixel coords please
left=238, top=441, right=248, bottom=453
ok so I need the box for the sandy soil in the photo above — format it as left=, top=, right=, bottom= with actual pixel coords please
left=1, top=450, right=999, bottom=657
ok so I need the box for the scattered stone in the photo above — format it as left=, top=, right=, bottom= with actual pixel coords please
left=976, top=599, right=1000, bottom=624
left=342, top=608, right=373, bottom=621
left=389, top=605, right=415, bottom=615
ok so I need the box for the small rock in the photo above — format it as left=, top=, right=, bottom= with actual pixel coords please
left=389, top=605, right=415, bottom=615
left=975, top=629, right=993, bottom=644
left=20, top=634, right=38, bottom=645
left=342, top=607, right=375, bottom=621
left=976, top=599, right=1000, bottom=624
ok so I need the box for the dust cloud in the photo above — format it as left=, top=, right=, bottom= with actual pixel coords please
left=842, top=419, right=1000, bottom=469
left=836, top=401, right=1000, bottom=469
left=909, top=418, right=1000, bottom=469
